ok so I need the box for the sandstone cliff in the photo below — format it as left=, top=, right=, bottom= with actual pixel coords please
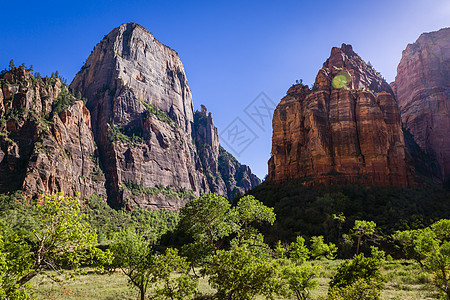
left=268, top=44, right=410, bottom=186
left=0, top=67, right=105, bottom=199
left=193, top=105, right=260, bottom=199
left=71, top=23, right=259, bottom=208
left=391, top=27, right=449, bottom=185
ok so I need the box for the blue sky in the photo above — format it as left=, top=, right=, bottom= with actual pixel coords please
left=1, top=0, right=449, bottom=179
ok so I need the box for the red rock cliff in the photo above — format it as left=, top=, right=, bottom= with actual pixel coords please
left=391, top=27, right=449, bottom=184
left=268, top=44, right=410, bottom=186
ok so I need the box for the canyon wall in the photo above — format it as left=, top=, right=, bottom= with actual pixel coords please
left=268, top=44, right=410, bottom=186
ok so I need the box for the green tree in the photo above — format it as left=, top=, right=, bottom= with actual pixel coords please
left=111, top=228, right=154, bottom=300
left=181, top=194, right=275, bottom=266
left=275, top=240, right=288, bottom=259
left=180, top=193, right=235, bottom=251
left=281, top=264, right=319, bottom=300
left=8, top=59, right=15, bottom=70
left=207, top=245, right=279, bottom=300
left=332, top=212, right=345, bottom=240
left=152, top=248, right=198, bottom=300
left=289, top=236, right=310, bottom=264
left=328, top=278, right=383, bottom=300
left=393, top=219, right=450, bottom=299
left=111, top=229, right=198, bottom=300
left=0, top=194, right=111, bottom=298
left=352, top=220, right=376, bottom=254
left=310, top=235, right=337, bottom=260
left=233, top=195, right=276, bottom=237
left=230, top=195, right=275, bottom=257
left=328, top=253, right=385, bottom=299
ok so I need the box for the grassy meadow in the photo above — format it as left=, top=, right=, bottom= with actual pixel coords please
left=31, top=259, right=441, bottom=300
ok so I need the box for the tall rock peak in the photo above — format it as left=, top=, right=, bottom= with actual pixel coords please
left=391, top=27, right=449, bottom=185
left=71, top=23, right=259, bottom=208
left=268, top=44, right=411, bottom=186
left=316, top=43, right=393, bottom=94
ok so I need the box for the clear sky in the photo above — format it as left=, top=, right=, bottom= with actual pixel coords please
left=1, top=0, right=449, bottom=179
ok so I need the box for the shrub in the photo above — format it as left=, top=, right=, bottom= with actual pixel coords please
left=329, top=253, right=385, bottom=298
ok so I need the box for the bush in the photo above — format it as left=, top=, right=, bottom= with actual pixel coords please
left=329, top=253, right=385, bottom=297
left=328, top=278, right=383, bottom=300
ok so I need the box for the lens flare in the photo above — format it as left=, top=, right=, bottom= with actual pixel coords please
left=332, top=71, right=352, bottom=89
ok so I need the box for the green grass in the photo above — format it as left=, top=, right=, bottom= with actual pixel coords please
left=31, top=260, right=442, bottom=299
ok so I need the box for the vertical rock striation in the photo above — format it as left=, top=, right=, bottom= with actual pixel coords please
left=0, top=67, right=105, bottom=199
left=193, top=105, right=260, bottom=199
left=268, top=44, right=410, bottom=186
left=391, top=27, right=449, bottom=185
left=71, top=23, right=259, bottom=208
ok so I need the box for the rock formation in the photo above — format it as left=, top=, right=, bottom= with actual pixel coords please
left=71, top=23, right=259, bottom=208
left=0, top=67, right=105, bottom=199
left=193, top=106, right=260, bottom=199
left=268, top=44, right=410, bottom=186
left=391, top=27, right=449, bottom=185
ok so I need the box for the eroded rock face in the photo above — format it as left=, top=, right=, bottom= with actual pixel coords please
left=71, top=23, right=259, bottom=208
left=391, top=27, right=450, bottom=184
left=193, top=106, right=260, bottom=199
left=268, top=44, right=410, bottom=186
left=0, top=67, right=105, bottom=199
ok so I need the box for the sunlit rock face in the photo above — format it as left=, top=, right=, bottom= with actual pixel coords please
left=391, top=27, right=450, bottom=185
left=0, top=67, right=106, bottom=199
left=71, top=23, right=259, bottom=208
left=268, top=44, right=411, bottom=187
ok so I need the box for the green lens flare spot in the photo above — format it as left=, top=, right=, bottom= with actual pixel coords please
left=332, top=71, right=352, bottom=89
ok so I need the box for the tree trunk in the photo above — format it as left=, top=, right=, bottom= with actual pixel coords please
left=18, top=269, right=40, bottom=286
left=356, top=235, right=362, bottom=254
left=140, top=287, right=145, bottom=300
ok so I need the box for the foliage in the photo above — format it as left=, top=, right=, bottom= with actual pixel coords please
left=393, top=219, right=450, bottom=299
left=310, top=235, right=337, bottom=260
left=108, top=122, right=142, bottom=146
left=83, top=195, right=179, bottom=244
left=110, top=228, right=154, bottom=300
left=181, top=194, right=275, bottom=269
left=111, top=229, right=198, bottom=300
left=52, top=87, right=75, bottom=115
left=180, top=193, right=235, bottom=249
left=206, top=244, right=279, bottom=300
left=328, top=278, right=383, bottom=300
left=232, top=195, right=275, bottom=249
left=289, top=236, right=310, bottom=264
left=280, top=263, right=319, bottom=300
left=248, top=181, right=450, bottom=254
left=122, top=181, right=195, bottom=201
left=140, top=99, right=175, bottom=127
left=0, top=194, right=112, bottom=298
left=0, top=231, right=34, bottom=299
left=352, top=220, right=377, bottom=254
left=329, top=253, right=385, bottom=298
left=152, top=248, right=198, bottom=300
left=275, top=240, right=288, bottom=259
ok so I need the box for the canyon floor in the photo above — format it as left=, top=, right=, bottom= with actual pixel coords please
left=31, top=260, right=441, bottom=300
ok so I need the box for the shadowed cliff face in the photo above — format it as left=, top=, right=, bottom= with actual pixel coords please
left=0, top=67, right=106, bottom=198
left=71, top=23, right=259, bottom=208
left=268, top=44, right=411, bottom=187
left=391, top=27, right=450, bottom=185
